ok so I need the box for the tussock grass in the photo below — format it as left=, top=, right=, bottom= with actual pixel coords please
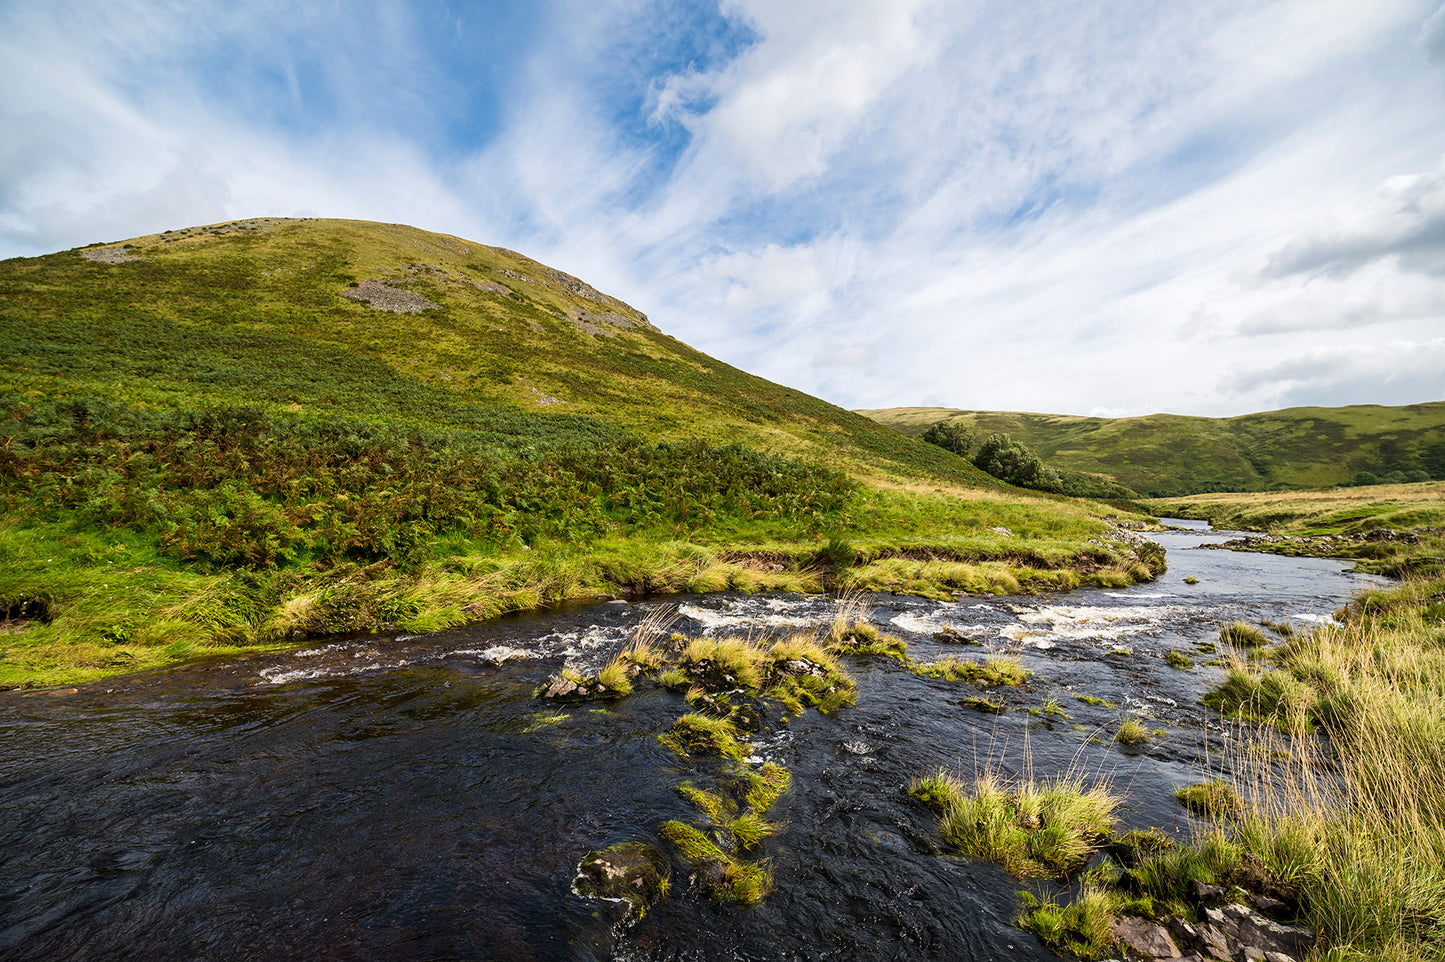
left=658, top=713, right=745, bottom=760
left=660, top=820, right=773, bottom=904
left=596, top=653, right=634, bottom=696
left=1113, top=717, right=1151, bottom=745
left=916, top=654, right=1029, bottom=687
left=909, top=767, right=1119, bottom=879
left=1178, top=572, right=1445, bottom=959
left=1220, top=621, right=1269, bottom=648
left=1175, top=780, right=1243, bottom=818
left=1018, top=887, right=1118, bottom=960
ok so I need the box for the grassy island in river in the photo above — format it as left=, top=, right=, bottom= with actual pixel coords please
left=0, top=218, right=1158, bottom=687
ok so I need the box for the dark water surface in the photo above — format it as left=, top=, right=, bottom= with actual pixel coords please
left=0, top=526, right=1387, bottom=960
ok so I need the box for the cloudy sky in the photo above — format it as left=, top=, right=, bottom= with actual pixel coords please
left=3, top=0, right=1443, bottom=417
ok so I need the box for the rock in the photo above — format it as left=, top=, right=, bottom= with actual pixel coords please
left=1189, top=879, right=1224, bottom=904
left=541, top=675, right=581, bottom=699
left=573, top=842, right=670, bottom=920
left=1238, top=913, right=1314, bottom=960
left=1249, top=894, right=1289, bottom=917
left=1195, top=922, right=1233, bottom=960
left=1202, top=906, right=1238, bottom=938
left=1114, top=917, right=1181, bottom=958
left=1168, top=919, right=1200, bottom=947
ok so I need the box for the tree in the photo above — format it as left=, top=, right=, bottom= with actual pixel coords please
left=921, top=420, right=972, bottom=458
left=972, top=432, right=1059, bottom=491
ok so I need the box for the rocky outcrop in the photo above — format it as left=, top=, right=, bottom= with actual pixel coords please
left=1113, top=897, right=1316, bottom=961
left=340, top=280, right=440, bottom=313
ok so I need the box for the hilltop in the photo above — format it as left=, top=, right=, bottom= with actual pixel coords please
left=0, top=219, right=1155, bottom=687
left=860, top=404, right=1445, bottom=497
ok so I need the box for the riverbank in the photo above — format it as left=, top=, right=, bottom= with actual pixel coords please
left=984, top=506, right=1445, bottom=960
left=1143, top=481, right=1445, bottom=577
left=0, top=487, right=1160, bottom=689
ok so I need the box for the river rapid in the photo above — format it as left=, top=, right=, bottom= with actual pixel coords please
left=0, top=524, right=1388, bottom=961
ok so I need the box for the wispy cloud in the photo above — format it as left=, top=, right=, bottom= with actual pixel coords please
left=3, top=0, right=1442, bottom=416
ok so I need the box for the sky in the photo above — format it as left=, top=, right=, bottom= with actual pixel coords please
left=2, top=0, right=1443, bottom=418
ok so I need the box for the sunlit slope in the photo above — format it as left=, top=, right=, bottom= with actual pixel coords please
left=861, top=404, right=1445, bottom=496
left=0, top=218, right=986, bottom=487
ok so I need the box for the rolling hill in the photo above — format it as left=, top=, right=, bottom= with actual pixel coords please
left=0, top=218, right=1155, bottom=686
left=860, top=404, right=1445, bottom=497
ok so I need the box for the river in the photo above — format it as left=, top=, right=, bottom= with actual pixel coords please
left=0, top=524, right=1387, bottom=961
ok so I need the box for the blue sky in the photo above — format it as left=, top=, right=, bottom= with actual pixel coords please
left=3, top=0, right=1443, bottom=417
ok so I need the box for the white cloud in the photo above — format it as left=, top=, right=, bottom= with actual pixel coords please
left=1262, top=157, right=1445, bottom=280
left=1219, top=338, right=1445, bottom=409
left=3, top=0, right=1443, bottom=418
left=1423, top=2, right=1445, bottom=62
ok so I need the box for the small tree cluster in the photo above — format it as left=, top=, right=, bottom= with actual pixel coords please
left=972, top=432, right=1061, bottom=490
left=921, top=420, right=973, bottom=458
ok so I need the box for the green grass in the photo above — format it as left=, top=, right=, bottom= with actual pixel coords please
left=659, top=820, right=773, bottom=904
left=1175, top=780, right=1243, bottom=818
left=658, top=713, right=746, bottom=760
left=1220, top=621, right=1269, bottom=648
left=1018, top=887, right=1118, bottom=960
left=0, top=220, right=1163, bottom=687
left=915, top=654, right=1030, bottom=687
left=909, top=769, right=1119, bottom=879
left=1114, top=717, right=1151, bottom=745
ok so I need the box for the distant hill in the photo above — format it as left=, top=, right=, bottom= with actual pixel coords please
left=859, top=404, right=1445, bottom=497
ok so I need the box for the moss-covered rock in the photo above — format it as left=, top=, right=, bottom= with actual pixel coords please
left=573, top=842, right=670, bottom=919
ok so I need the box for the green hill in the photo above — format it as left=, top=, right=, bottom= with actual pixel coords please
left=0, top=219, right=1154, bottom=687
left=860, top=404, right=1445, bottom=497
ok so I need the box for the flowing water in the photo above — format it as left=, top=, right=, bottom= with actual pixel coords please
left=0, top=525, right=1388, bottom=960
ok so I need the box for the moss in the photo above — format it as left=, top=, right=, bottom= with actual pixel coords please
left=1165, top=650, right=1193, bottom=669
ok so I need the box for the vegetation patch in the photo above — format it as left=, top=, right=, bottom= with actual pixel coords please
left=659, top=820, right=773, bottom=904
left=1113, top=717, right=1152, bottom=745
left=916, top=654, right=1029, bottom=687
left=1219, top=621, right=1268, bottom=647
left=658, top=713, right=746, bottom=760
left=1175, top=780, right=1243, bottom=819
left=908, top=769, right=1119, bottom=879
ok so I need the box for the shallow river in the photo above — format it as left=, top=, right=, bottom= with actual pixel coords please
left=0, top=525, right=1388, bottom=961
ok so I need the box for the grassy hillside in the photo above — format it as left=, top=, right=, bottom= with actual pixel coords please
left=0, top=219, right=1154, bottom=687
left=861, top=404, right=1445, bottom=497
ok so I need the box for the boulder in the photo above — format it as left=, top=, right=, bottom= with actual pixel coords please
left=1114, top=917, right=1181, bottom=959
